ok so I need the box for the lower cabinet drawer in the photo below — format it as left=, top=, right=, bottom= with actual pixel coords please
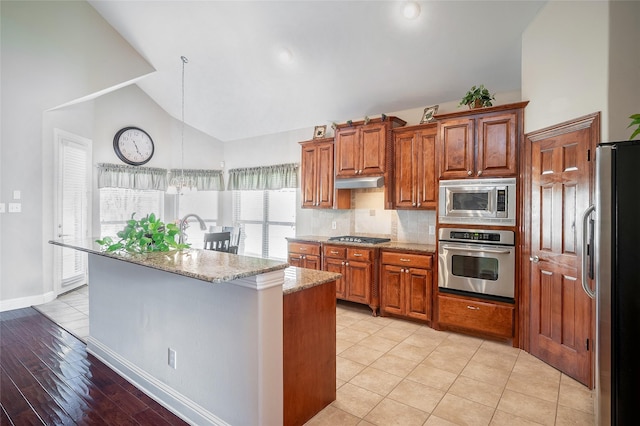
left=437, top=295, right=514, bottom=338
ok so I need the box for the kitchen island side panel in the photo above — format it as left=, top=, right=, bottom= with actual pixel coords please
left=86, top=254, right=283, bottom=426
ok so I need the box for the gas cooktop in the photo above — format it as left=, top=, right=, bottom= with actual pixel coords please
left=327, top=236, right=391, bottom=244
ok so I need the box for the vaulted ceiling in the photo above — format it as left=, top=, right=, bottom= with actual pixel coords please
left=89, top=1, right=546, bottom=141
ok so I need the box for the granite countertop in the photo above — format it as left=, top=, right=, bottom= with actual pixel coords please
left=287, top=235, right=436, bottom=254
left=283, top=266, right=341, bottom=295
left=49, top=238, right=288, bottom=284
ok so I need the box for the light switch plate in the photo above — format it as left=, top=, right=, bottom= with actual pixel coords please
left=429, top=225, right=435, bottom=235
left=0, top=203, right=5, bottom=213
left=13, top=190, right=21, bottom=200
left=8, top=203, right=21, bottom=213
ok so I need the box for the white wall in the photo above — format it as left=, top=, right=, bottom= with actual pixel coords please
left=521, top=1, right=610, bottom=136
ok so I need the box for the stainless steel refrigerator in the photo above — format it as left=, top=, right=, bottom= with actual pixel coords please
left=582, top=140, right=640, bottom=426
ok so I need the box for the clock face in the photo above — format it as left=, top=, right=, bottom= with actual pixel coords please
left=113, top=127, right=154, bottom=166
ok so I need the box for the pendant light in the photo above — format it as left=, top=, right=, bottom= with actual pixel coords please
left=167, top=55, right=197, bottom=195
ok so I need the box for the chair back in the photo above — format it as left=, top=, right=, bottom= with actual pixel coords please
left=203, top=232, right=231, bottom=252
left=222, top=226, right=242, bottom=254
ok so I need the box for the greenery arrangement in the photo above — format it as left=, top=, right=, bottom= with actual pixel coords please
left=459, top=85, right=495, bottom=108
left=96, top=213, right=189, bottom=254
left=628, top=114, right=640, bottom=140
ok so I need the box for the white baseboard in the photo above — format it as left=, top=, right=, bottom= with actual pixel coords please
left=86, top=337, right=229, bottom=426
left=0, top=291, right=56, bottom=312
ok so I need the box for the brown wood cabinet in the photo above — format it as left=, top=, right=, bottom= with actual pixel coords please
left=323, top=244, right=379, bottom=315
left=380, top=251, right=433, bottom=322
left=299, top=138, right=350, bottom=209
left=436, top=102, right=528, bottom=180
left=391, top=123, right=437, bottom=209
left=437, top=293, right=514, bottom=339
left=334, top=116, right=406, bottom=178
left=287, top=242, right=321, bottom=270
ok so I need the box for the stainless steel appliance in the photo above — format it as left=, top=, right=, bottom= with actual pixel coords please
left=581, top=140, right=640, bottom=426
left=439, top=178, right=516, bottom=226
left=327, top=235, right=391, bottom=244
left=438, top=228, right=515, bottom=300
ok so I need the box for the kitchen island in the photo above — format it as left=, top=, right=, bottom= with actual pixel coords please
left=49, top=239, right=339, bottom=426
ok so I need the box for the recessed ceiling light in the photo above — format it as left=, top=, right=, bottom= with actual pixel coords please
left=278, top=47, right=294, bottom=64
left=403, top=2, right=421, bottom=19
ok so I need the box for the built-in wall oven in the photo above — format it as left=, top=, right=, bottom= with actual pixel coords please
left=438, top=228, right=515, bottom=301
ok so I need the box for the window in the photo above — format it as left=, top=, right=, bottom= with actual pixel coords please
left=177, top=191, right=219, bottom=247
left=233, top=189, right=296, bottom=260
left=99, top=188, right=164, bottom=237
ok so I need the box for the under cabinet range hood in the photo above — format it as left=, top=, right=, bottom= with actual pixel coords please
left=334, top=176, right=384, bottom=189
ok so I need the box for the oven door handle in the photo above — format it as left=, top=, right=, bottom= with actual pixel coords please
left=440, top=244, right=512, bottom=255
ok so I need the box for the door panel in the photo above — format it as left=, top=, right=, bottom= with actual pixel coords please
left=381, top=265, right=403, bottom=315
left=406, top=268, right=431, bottom=321
left=300, top=145, right=317, bottom=207
left=529, top=127, right=593, bottom=386
left=346, top=261, right=371, bottom=304
left=335, top=128, right=359, bottom=177
left=360, top=123, right=385, bottom=175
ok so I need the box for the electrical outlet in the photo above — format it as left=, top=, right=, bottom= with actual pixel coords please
left=0, top=203, right=5, bottom=213
left=168, top=348, right=177, bottom=369
left=8, top=203, right=21, bottom=213
left=331, top=221, right=336, bottom=230
left=429, top=225, right=435, bottom=235
left=13, top=190, right=21, bottom=200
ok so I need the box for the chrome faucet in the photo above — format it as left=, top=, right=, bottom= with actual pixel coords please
left=178, top=213, right=207, bottom=244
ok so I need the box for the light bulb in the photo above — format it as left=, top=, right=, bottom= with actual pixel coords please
left=403, top=2, right=421, bottom=19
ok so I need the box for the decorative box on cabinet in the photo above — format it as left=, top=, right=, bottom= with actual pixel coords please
left=299, top=138, right=350, bottom=209
left=391, top=123, right=437, bottom=210
left=380, top=251, right=433, bottom=322
left=288, top=242, right=321, bottom=270
left=436, top=101, right=528, bottom=180
left=436, top=293, right=514, bottom=340
left=323, top=244, right=379, bottom=316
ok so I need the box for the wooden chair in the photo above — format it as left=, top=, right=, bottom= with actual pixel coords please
left=203, top=232, right=231, bottom=252
left=222, top=226, right=241, bottom=254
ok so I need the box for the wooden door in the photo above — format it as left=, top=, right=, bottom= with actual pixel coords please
left=315, top=142, right=334, bottom=208
left=476, top=112, right=517, bottom=178
left=335, top=127, right=359, bottom=177
left=381, top=264, right=403, bottom=315
left=300, top=144, right=318, bottom=207
left=406, top=268, right=431, bottom=321
left=416, top=128, right=437, bottom=208
left=393, top=130, right=416, bottom=208
left=360, top=123, right=386, bottom=175
left=438, top=118, right=475, bottom=179
left=527, top=116, right=597, bottom=387
left=345, top=260, right=371, bottom=304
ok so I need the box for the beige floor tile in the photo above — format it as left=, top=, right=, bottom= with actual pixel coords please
left=422, top=349, right=472, bottom=375
left=350, top=366, right=403, bottom=396
left=506, top=369, right=559, bottom=403
left=434, top=338, right=480, bottom=359
left=432, top=393, right=495, bottom=426
left=387, top=379, right=445, bottom=414
left=337, top=327, right=371, bottom=343
left=369, top=353, right=420, bottom=378
left=337, top=338, right=355, bottom=354
left=363, top=398, right=429, bottom=426
left=387, top=341, right=433, bottom=363
left=461, top=360, right=512, bottom=387
left=350, top=319, right=386, bottom=335
left=402, top=332, right=446, bottom=350
left=513, top=352, right=562, bottom=382
left=448, top=375, right=504, bottom=409
left=558, top=374, right=594, bottom=414
left=424, top=415, right=460, bottom=426
left=357, top=334, right=400, bottom=353
left=490, top=410, right=545, bottom=425
left=385, top=318, right=423, bottom=332
left=337, top=315, right=364, bottom=328
left=471, top=347, right=518, bottom=372
left=340, top=344, right=386, bottom=366
left=555, top=404, right=595, bottom=426
left=332, top=382, right=384, bottom=418
left=337, top=356, right=367, bottom=382
left=496, top=390, right=557, bottom=426
left=479, top=339, right=520, bottom=356
left=406, top=364, right=457, bottom=391
left=305, top=405, right=360, bottom=426
left=373, top=326, right=415, bottom=342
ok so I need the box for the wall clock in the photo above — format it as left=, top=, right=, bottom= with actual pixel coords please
left=113, top=126, right=155, bottom=166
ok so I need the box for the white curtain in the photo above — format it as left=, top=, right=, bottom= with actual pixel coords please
left=97, top=163, right=167, bottom=191
left=227, top=163, right=298, bottom=191
left=169, top=169, right=224, bottom=191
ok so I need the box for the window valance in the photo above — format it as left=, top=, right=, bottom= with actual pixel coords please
left=97, top=163, right=167, bottom=191
left=227, top=163, right=299, bottom=191
left=169, top=169, right=225, bottom=191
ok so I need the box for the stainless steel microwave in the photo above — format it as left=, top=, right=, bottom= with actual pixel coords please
left=438, top=178, right=516, bottom=226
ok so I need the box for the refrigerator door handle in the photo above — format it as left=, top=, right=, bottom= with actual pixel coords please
left=581, top=204, right=596, bottom=299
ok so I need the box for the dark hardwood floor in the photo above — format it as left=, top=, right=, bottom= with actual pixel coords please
left=0, top=307, right=189, bottom=425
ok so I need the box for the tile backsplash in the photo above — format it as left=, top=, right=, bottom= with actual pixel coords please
left=296, top=189, right=436, bottom=245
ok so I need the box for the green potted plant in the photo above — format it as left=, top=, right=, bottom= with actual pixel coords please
left=628, top=114, right=640, bottom=140
left=96, top=213, right=189, bottom=254
left=459, top=85, right=495, bottom=109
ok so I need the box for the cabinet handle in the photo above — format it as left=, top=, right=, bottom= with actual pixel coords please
left=466, top=305, right=480, bottom=310
left=330, top=250, right=339, bottom=254
left=299, top=247, right=308, bottom=251
left=353, top=253, right=363, bottom=257
left=477, top=170, right=482, bottom=176
left=400, top=258, right=411, bottom=262
left=467, top=170, right=472, bottom=176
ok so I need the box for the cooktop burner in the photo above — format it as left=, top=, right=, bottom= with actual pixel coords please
left=328, top=236, right=391, bottom=244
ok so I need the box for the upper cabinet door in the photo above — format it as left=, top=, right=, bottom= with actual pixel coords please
left=476, top=112, right=517, bottom=178
left=335, top=127, right=360, bottom=177
left=393, top=130, right=416, bottom=208
left=416, top=128, right=437, bottom=208
left=316, top=142, right=335, bottom=208
left=359, top=123, right=386, bottom=176
left=438, top=118, right=475, bottom=179
left=300, top=144, right=318, bottom=208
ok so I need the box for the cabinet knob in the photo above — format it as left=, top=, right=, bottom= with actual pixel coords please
left=412, top=202, right=416, bottom=206
left=477, top=170, right=482, bottom=176
left=417, top=202, right=421, bottom=207
left=467, top=170, right=473, bottom=176
left=341, top=261, right=345, bottom=266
